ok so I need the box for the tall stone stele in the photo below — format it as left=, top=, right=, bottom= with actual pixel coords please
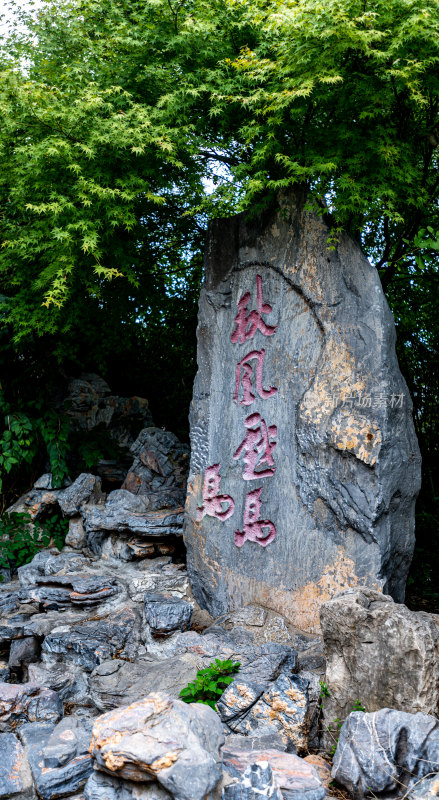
left=184, top=191, right=421, bottom=632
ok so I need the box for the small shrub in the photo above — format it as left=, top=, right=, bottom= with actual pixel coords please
left=179, top=658, right=240, bottom=710
left=0, top=511, right=68, bottom=578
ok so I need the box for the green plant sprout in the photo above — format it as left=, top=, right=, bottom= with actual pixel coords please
left=179, top=658, right=240, bottom=710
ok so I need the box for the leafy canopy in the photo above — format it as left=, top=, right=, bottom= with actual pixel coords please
left=1, top=0, right=438, bottom=335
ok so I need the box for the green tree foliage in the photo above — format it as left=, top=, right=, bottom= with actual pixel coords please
left=0, top=0, right=438, bottom=597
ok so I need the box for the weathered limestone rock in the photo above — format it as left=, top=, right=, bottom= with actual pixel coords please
left=122, top=428, right=189, bottom=508
left=89, top=654, right=203, bottom=711
left=408, top=775, right=439, bottom=800
left=19, top=718, right=93, bottom=800
left=320, top=588, right=439, bottom=729
left=332, top=708, right=439, bottom=799
left=0, top=683, right=63, bottom=732
left=85, top=771, right=173, bottom=800
left=0, top=732, right=35, bottom=799
left=143, top=593, right=193, bottom=637
left=57, top=474, right=103, bottom=516
left=227, top=674, right=310, bottom=753
left=185, top=191, right=421, bottom=631
left=42, top=607, right=140, bottom=672
left=222, top=762, right=283, bottom=800
left=221, top=746, right=325, bottom=800
left=83, top=491, right=184, bottom=539
left=89, top=692, right=224, bottom=800
left=65, top=517, right=87, bottom=550
left=28, top=662, right=90, bottom=706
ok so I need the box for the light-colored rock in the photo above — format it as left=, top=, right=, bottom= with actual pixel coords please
left=66, top=518, right=87, bottom=550
left=89, top=692, right=224, bottom=800
left=408, top=774, right=439, bottom=800
left=83, top=491, right=184, bottom=538
left=221, top=762, right=283, bottom=799
left=221, top=745, right=325, bottom=800
left=320, top=588, right=439, bottom=732
left=228, top=674, right=309, bottom=753
left=332, top=708, right=439, bottom=798
left=89, top=654, right=203, bottom=711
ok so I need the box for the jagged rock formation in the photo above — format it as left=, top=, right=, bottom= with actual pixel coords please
left=185, top=190, right=421, bottom=631
left=320, top=587, right=439, bottom=740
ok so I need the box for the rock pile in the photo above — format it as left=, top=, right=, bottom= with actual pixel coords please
left=0, top=392, right=436, bottom=799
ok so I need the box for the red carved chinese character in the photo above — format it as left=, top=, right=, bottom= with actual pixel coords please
left=231, top=275, right=277, bottom=344
left=196, top=464, right=235, bottom=522
left=233, top=413, right=277, bottom=480
left=234, top=349, right=278, bottom=406
left=235, top=488, right=277, bottom=547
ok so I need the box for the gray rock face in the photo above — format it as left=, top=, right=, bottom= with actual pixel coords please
left=320, top=588, right=439, bottom=730
left=222, top=746, right=325, bottom=800
left=19, top=718, right=93, bottom=799
left=222, top=762, right=283, bottom=800
left=184, top=191, right=421, bottom=631
left=227, top=674, right=309, bottom=753
left=0, top=683, right=63, bottom=732
left=89, top=654, right=202, bottom=712
left=332, top=708, right=439, bottom=798
left=122, top=428, right=189, bottom=509
left=89, top=692, right=224, bottom=800
left=58, top=474, right=103, bottom=516
left=408, top=775, right=439, bottom=800
left=85, top=771, right=172, bottom=800
left=83, top=491, right=184, bottom=538
left=144, top=593, right=193, bottom=636
left=28, top=662, right=91, bottom=706
left=42, top=607, right=139, bottom=672
left=0, top=732, right=35, bottom=799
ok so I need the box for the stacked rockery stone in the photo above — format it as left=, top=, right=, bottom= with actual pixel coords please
left=0, top=408, right=331, bottom=799
left=7, top=421, right=189, bottom=561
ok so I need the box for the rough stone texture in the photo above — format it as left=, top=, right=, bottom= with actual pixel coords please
left=184, top=190, right=421, bottom=632
left=227, top=674, right=309, bottom=753
left=85, top=772, right=172, bottom=800
left=223, top=736, right=288, bottom=754
left=0, top=683, right=63, bottom=732
left=320, top=588, right=439, bottom=729
left=408, top=775, right=439, bottom=800
left=332, top=708, right=439, bottom=799
left=42, top=607, right=139, bottom=672
left=66, top=518, right=87, bottom=550
left=122, top=428, right=189, bottom=509
left=58, top=475, right=103, bottom=516
left=222, top=746, right=324, bottom=800
left=0, top=731, right=35, bottom=799
left=83, top=491, right=184, bottom=539
left=144, top=593, right=193, bottom=637
left=221, top=762, right=283, bottom=800
left=302, top=757, right=331, bottom=793
left=8, top=636, right=40, bottom=669
left=89, top=692, right=224, bottom=800
left=28, top=662, right=91, bottom=706
left=7, top=488, right=62, bottom=521
left=89, top=654, right=202, bottom=712
left=217, top=680, right=267, bottom=725
left=19, top=718, right=93, bottom=800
